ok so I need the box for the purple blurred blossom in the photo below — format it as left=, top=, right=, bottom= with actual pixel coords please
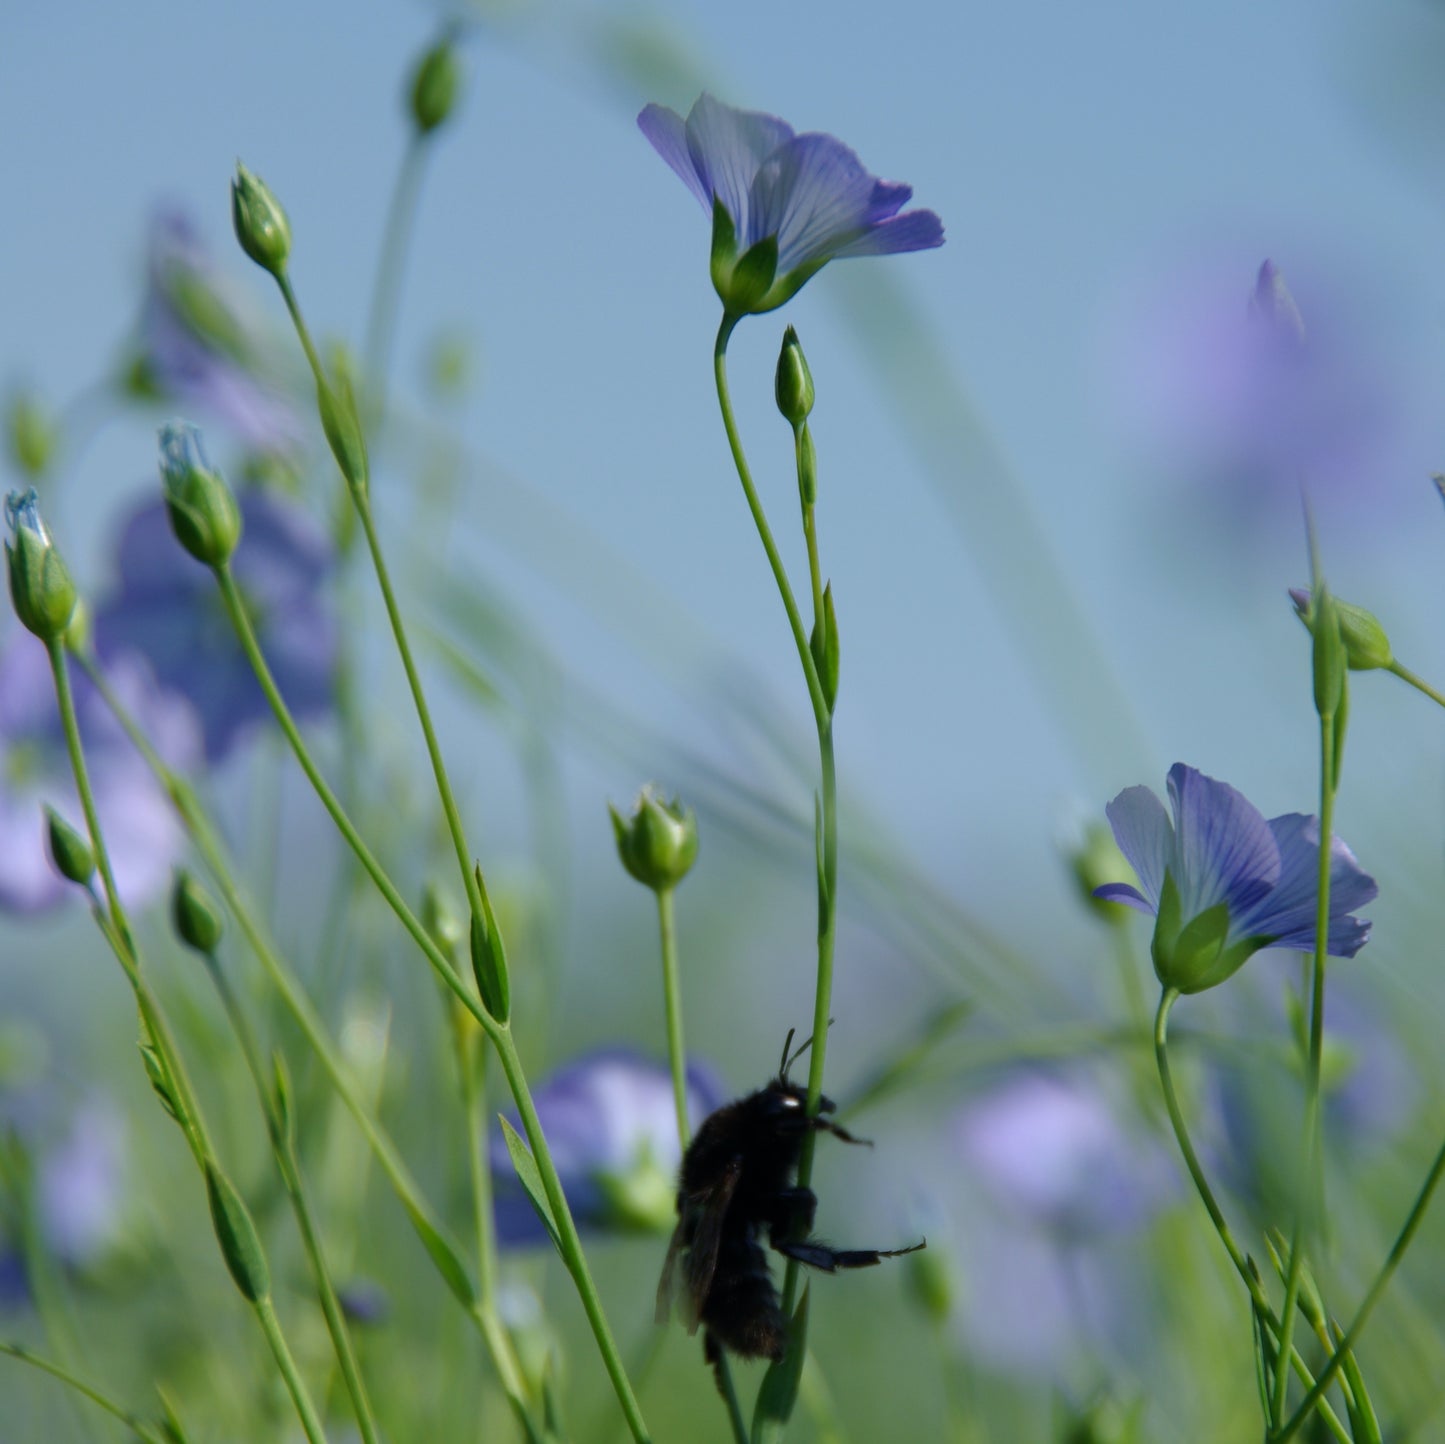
left=38, top=1097, right=127, bottom=1266
left=491, top=1049, right=725, bottom=1246
left=1097, top=764, right=1376, bottom=991
left=1106, top=255, right=1419, bottom=524
left=135, top=210, right=302, bottom=453
left=639, top=94, right=943, bottom=314
left=0, top=633, right=200, bottom=915
left=93, top=489, right=337, bottom=762
left=948, top=1068, right=1175, bottom=1373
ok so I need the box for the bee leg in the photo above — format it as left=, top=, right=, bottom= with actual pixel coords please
left=768, top=1186, right=817, bottom=1243
left=813, top=1117, right=872, bottom=1146
left=703, top=1331, right=729, bottom=1397
left=774, top=1239, right=926, bottom=1272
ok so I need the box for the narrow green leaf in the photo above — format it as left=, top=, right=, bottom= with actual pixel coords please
left=470, top=863, right=511, bottom=1023
left=1333, top=1321, right=1382, bottom=1444
left=500, top=1117, right=562, bottom=1254
left=751, top=1285, right=810, bottom=1444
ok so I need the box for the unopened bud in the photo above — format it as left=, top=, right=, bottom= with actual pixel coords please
left=774, top=326, right=815, bottom=427
left=610, top=786, right=698, bottom=892
left=4, top=488, right=77, bottom=641
left=409, top=40, right=462, bottom=135
left=231, top=163, right=291, bottom=276
left=6, top=392, right=56, bottom=478
left=158, top=423, right=242, bottom=566
left=1289, top=588, right=1392, bottom=671
left=172, top=869, right=224, bottom=954
left=45, top=806, right=94, bottom=886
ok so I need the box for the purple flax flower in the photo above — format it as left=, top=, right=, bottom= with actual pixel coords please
left=1095, top=763, right=1377, bottom=994
left=948, top=1068, right=1174, bottom=1373
left=133, top=210, right=302, bottom=454
left=93, top=488, right=336, bottom=762
left=638, top=94, right=943, bottom=316
left=490, top=1049, right=724, bottom=1246
left=0, top=634, right=200, bottom=915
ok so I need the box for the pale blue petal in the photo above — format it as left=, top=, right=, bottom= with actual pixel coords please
left=831, top=208, right=946, bottom=258
left=750, top=132, right=878, bottom=269
left=683, top=94, right=794, bottom=242
left=1166, top=764, right=1278, bottom=924
left=1242, top=813, right=1377, bottom=953
left=1092, top=882, right=1154, bottom=914
left=637, top=104, right=709, bottom=212
left=1103, top=784, right=1172, bottom=909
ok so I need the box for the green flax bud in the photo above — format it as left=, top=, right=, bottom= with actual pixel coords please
left=774, top=326, right=815, bottom=427
left=6, top=391, right=56, bottom=478
left=610, top=786, right=699, bottom=892
left=1289, top=588, right=1392, bottom=671
left=409, top=39, right=462, bottom=134
left=158, top=424, right=242, bottom=567
left=44, top=807, right=94, bottom=886
left=4, top=488, right=77, bottom=641
left=231, top=162, right=291, bottom=276
left=172, top=869, right=224, bottom=953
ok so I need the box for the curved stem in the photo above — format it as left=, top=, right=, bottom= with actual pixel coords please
left=212, top=565, right=649, bottom=1440
left=205, top=954, right=380, bottom=1444
left=0, top=1342, right=165, bottom=1444
left=1274, top=1125, right=1445, bottom=1441
left=713, top=316, right=827, bottom=730
left=364, top=133, right=429, bottom=410
left=1271, top=712, right=1336, bottom=1427
left=254, top=1295, right=330, bottom=1444
left=1388, top=659, right=1445, bottom=710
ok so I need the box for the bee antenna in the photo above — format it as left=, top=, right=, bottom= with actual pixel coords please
left=778, top=1028, right=798, bottom=1080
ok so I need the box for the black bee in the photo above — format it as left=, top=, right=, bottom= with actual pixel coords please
left=657, top=1029, right=924, bottom=1388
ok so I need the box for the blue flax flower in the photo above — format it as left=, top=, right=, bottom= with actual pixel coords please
left=94, top=488, right=336, bottom=762
left=1095, top=763, right=1377, bottom=994
left=490, top=1049, right=723, bottom=1246
left=638, top=93, right=943, bottom=317
left=0, top=635, right=200, bottom=915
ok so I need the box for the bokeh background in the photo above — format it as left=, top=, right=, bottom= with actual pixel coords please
left=5, top=0, right=1445, bottom=1438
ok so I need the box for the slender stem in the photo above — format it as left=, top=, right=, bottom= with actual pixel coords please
left=713, top=316, right=827, bottom=730
left=717, top=1356, right=750, bottom=1444
left=656, top=887, right=690, bottom=1148
left=204, top=954, right=381, bottom=1444
left=364, top=133, right=428, bottom=410
left=491, top=1027, right=653, bottom=1444
left=1271, top=712, right=1336, bottom=1427
left=276, top=272, right=327, bottom=383
left=452, top=1007, right=503, bottom=1318
left=254, top=1294, right=330, bottom=1444
left=1274, top=1123, right=1445, bottom=1442
left=211, top=565, right=647, bottom=1439
left=1388, top=659, right=1445, bottom=710
left=0, top=1341, right=166, bottom=1444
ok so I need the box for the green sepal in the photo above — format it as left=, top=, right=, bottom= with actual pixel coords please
left=230, top=163, right=291, bottom=277
left=1292, top=588, right=1393, bottom=671
left=750, top=1284, right=809, bottom=1444
left=810, top=581, right=839, bottom=713
left=1150, top=875, right=1261, bottom=993
left=469, top=863, right=511, bottom=1022
left=4, top=493, right=77, bottom=642
left=709, top=197, right=739, bottom=300
left=139, top=1042, right=182, bottom=1124
left=44, top=806, right=94, bottom=886
left=204, top=1160, right=270, bottom=1302
left=610, top=787, right=698, bottom=892
left=318, top=366, right=368, bottom=496
left=725, top=236, right=779, bottom=317
left=500, top=1117, right=562, bottom=1255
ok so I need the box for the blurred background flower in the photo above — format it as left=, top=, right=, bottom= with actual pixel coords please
left=0, top=635, right=200, bottom=914
left=93, top=488, right=337, bottom=762
left=490, top=1049, right=724, bottom=1245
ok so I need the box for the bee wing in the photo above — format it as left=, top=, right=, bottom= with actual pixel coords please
left=677, top=1154, right=743, bottom=1334
left=655, top=1221, right=687, bottom=1326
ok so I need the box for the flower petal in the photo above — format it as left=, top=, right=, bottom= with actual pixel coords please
left=1241, top=813, right=1377, bottom=954
left=831, top=207, right=945, bottom=258
left=637, top=104, right=709, bottom=212
left=682, top=94, right=794, bottom=245
left=1166, top=764, right=1279, bottom=925
left=1103, top=784, right=1172, bottom=909
left=749, top=132, right=882, bottom=270
left=1092, top=882, right=1154, bottom=913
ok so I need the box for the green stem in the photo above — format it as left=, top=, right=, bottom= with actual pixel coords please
left=1271, top=712, right=1336, bottom=1428
left=0, top=1341, right=166, bottom=1444
left=1388, top=659, right=1445, bottom=710
left=211, top=565, right=647, bottom=1440
left=492, top=1027, right=652, bottom=1444
left=364, top=133, right=428, bottom=410
left=717, top=1355, right=750, bottom=1444
left=1273, top=1124, right=1445, bottom=1442
left=204, top=954, right=381, bottom=1444
left=713, top=316, right=827, bottom=731
left=254, top=1294, right=330, bottom=1444
left=656, top=887, right=690, bottom=1149
left=44, top=642, right=327, bottom=1444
